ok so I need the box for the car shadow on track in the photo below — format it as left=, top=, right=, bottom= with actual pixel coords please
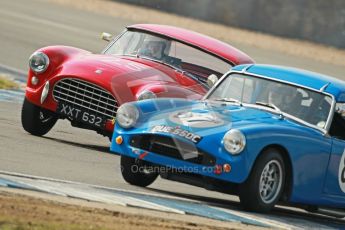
left=145, top=187, right=345, bottom=228
left=41, top=136, right=110, bottom=154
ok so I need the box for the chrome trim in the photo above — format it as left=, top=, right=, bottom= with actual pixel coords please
left=29, top=52, right=50, bottom=74
left=52, top=78, right=118, bottom=119
left=102, top=29, right=127, bottom=54
left=54, top=91, right=117, bottom=114
left=204, top=69, right=337, bottom=134
left=53, top=95, right=115, bottom=118
left=40, top=81, right=49, bottom=104
left=320, top=83, right=330, bottom=92
left=324, top=98, right=336, bottom=132
left=55, top=80, right=117, bottom=103
left=241, top=64, right=254, bottom=73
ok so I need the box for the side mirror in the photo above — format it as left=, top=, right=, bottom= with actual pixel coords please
left=207, top=74, right=219, bottom=88
left=101, top=32, right=113, bottom=42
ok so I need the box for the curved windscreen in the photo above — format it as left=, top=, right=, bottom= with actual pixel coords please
left=207, top=73, right=333, bottom=129
left=104, top=30, right=231, bottom=78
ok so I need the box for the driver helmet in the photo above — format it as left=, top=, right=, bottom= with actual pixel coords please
left=140, top=36, right=167, bottom=60
left=268, top=84, right=297, bottom=108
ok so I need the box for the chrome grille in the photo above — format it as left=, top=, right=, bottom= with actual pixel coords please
left=53, top=78, right=118, bottom=119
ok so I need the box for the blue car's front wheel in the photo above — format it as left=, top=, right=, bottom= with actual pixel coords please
left=239, top=149, right=285, bottom=212
left=120, top=155, right=159, bottom=187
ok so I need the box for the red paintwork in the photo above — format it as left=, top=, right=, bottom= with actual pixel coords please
left=25, top=25, right=254, bottom=134
left=128, top=24, right=254, bottom=65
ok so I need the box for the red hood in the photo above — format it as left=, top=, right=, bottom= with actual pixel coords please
left=56, top=54, right=206, bottom=103
left=60, top=54, right=178, bottom=82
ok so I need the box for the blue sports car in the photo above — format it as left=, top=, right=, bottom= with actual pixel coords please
left=110, top=64, right=345, bottom=214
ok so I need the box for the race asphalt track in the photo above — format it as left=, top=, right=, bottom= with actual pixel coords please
left=1, top=0, right=345, bottom=228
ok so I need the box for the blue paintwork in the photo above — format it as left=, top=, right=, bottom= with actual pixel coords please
left=110, top=64, right=345, bottom=209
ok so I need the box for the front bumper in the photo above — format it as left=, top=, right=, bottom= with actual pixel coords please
left=25, top=74, right=117, bottom=132
left=110, top=128, right=250, bottom=183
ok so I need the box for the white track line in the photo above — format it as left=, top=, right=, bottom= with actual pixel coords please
left=0, top=173, right=184, bottom=214
left=0, top=170, right=195, bottom=202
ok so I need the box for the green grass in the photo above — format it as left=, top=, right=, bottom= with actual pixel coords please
left=0, top=75, right=20, bottom=90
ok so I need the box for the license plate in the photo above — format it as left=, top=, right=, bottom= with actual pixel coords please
left=56, top=102, right=106, bottom=128
left=151, top=125, right=202, bottom=143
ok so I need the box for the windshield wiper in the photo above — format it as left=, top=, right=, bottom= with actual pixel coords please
left=138, top=55, right=208, bottom=88
left=214, top=98, right=242, bottom=105
left=255, top=101, right=284, bottom=117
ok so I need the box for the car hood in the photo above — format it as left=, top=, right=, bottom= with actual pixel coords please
left=131, top=99, right=296, bottom=140
left=57, top=54, right=206, bottom=103
left=61, top=54, right=179, bottom=83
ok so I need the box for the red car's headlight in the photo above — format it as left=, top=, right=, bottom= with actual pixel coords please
left=29, top=52, right=50, bottom=74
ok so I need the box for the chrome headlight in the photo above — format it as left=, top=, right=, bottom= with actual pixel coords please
left=137, top=90, right=157, bottom=101
left=29, top=52, right=49, bottom=73
left=116, top=103, right=139, bottom=128
left=223, top=129, right=246, bottom=155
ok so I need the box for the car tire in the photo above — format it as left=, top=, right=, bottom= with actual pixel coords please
left=120, top=155, right=158, bottom=187
left=239, top=148, right=285, bottom=212
left=21, top=98, right=58, bottom=136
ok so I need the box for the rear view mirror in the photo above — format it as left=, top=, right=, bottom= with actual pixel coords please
left=101, top=32, right=113, bottom=42
left=207, top=74, right=219, bottom=88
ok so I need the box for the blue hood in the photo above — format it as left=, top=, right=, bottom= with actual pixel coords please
left=132, top=99, right=293, bottom=138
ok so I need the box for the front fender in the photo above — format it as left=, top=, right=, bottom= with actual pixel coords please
left=241, top=123, right=331, bottom=203
left=26, top=46, right=90, bottom=104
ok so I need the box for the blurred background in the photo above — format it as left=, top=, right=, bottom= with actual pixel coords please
left=119, top=0, right=345, bottom=49
left=1, top=0, right=344, bottom=78
left=1, top=2, right=345, bottom=228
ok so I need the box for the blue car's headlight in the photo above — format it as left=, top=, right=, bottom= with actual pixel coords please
left=223, top=129, right=246, bottom=155
left=116, top=103, right=139, bottom=128
left=29, top=52, right=50, bottom=73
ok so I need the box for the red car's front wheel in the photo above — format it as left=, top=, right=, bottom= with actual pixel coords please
left=21, top=98, right=58, bottom=136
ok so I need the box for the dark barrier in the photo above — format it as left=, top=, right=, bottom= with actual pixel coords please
left=112, top=0, right=345, bottom=49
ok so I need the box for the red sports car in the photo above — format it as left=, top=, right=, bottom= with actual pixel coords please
left=21, top=24, right=254, bottom=139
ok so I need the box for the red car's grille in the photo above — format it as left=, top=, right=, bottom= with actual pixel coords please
left=52, top=78, right=118, bottom=119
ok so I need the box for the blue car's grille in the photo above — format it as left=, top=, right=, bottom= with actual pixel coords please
left=130, top=135, right=216, bottom=166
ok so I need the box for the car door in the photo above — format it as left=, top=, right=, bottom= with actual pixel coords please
left=323, top=103, right=345, bottom=204
left=323, top=138, right=345, bottom=198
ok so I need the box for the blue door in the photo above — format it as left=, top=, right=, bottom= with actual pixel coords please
left=323, top=138, right=345, bottom=203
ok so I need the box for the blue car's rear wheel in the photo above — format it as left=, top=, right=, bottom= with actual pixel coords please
left=120, top=155, right=158, bottom=187
left=21, top=98, right=57, bottom=136
left=239, top=149, right=285, bottom=212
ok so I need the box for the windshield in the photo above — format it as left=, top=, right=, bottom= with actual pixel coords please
left=104, top=30, right=231, bottom=78
left=207, top=73, right=333, bottom=129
